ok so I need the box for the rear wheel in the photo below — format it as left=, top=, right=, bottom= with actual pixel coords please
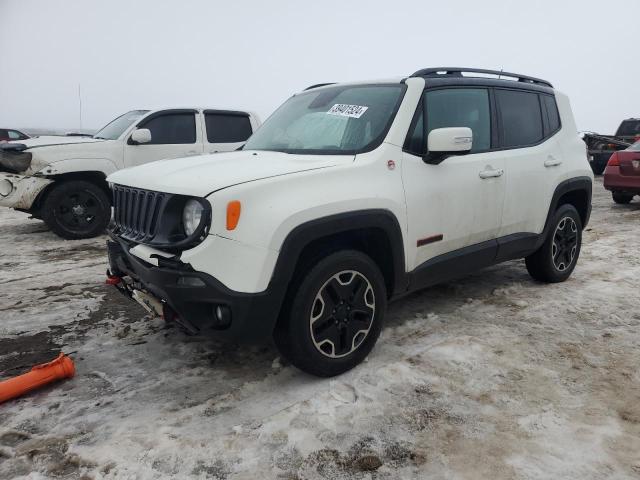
left=525, top=204, right=582, bottom=283
left=275, top=250, right=386, bottom=377
left=41, top=180, right=111, bottom=239
left=612, top=192, right=633, bottom=204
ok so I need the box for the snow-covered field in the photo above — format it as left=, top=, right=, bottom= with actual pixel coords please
left=1, top=178, right=639, bottom=480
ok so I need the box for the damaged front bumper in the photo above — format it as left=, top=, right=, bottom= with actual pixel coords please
left=106, top=237, right=280, bottom=342
left=0, top=172, right=52, bottom=210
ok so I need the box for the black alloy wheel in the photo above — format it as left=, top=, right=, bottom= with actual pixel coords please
left=309, top=270, right=376, bottom=358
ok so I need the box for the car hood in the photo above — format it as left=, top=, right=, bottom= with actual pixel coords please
left=107, top=150, right=352, bottom=197
left=17, top=136, right=104, bottom=149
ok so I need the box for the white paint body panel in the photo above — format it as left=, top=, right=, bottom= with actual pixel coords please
left=0, top=172, right=53, bottom=209
left=110, top=78, right=592, bottom=294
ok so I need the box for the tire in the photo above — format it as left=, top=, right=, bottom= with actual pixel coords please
left=590, top=161, right=605, bottom=175
left=612, top=192, right=633, bottom=204
left=275, top=250, right=387, bottom=377
left=41, top=180, right=111, bottom=239
left=525, top=204, right=582, bottom=283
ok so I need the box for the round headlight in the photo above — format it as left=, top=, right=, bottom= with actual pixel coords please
left=182, top=199, right=204, bottom=236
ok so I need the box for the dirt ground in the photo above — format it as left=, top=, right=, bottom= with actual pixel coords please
left=0, top=177, right=639, bottom=480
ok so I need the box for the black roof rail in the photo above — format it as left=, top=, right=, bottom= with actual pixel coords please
left=304, top=83, right=336, bottom=91
left=410, top=67, right=553, bottom=88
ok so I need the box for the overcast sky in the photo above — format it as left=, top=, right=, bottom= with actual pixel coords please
left=1, top=0, right=638, bottom=133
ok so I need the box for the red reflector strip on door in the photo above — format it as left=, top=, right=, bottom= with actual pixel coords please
left=417, top=234, right=444, bottom=247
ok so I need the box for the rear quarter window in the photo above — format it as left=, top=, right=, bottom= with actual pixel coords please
left=542, top=95, right=561, bottom=134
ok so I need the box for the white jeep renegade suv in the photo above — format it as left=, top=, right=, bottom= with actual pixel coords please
left=106, top=68, right=593, bottom=377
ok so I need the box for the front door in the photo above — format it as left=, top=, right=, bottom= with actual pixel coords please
left=124, top=110, right=203, bottom=167
left=402, top=87, right=506, bottom=273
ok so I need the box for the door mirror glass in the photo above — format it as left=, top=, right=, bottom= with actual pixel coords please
left=130, top=128, right=152, bottom=145
left=427, top=127, right=472, bottom=153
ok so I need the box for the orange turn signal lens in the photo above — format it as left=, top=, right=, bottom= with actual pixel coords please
left=226, top=201, right=241, bottom=230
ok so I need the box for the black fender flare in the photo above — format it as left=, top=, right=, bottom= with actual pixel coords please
left=536, top=176, right=592, bottom=249
left=266, top=209, right=407, bottom=320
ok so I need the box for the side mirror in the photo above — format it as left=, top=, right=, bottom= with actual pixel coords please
left=425, top=127, right=472, bottom=164
left=130, top=128, right=152, bottom=145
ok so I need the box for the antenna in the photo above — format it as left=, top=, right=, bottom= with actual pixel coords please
left=78, top=84, right=83, bottom=129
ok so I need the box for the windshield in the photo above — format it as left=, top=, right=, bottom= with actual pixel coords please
left=94, top=110, right=150, bottom=140
left=244, top=84, right=405, bottom=154
left=627, top=141, right=640, bottom=151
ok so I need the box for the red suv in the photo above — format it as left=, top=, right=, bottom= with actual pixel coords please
left=603, top=141, right=640, bottom=203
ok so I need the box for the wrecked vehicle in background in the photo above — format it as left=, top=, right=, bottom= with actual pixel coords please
left=0, top=108, right=260, bottom=239
left=583, top=118, right=640, bottom=175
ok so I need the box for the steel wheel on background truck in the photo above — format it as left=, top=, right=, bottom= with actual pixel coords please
left=41, top=180, right=111, bottom=239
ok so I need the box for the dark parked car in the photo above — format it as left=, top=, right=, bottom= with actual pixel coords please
left=584, top=118, right=640, bottom=175
left=0, top=129, right=30, bottom=142
left=603, top=140, right=640, bottom=203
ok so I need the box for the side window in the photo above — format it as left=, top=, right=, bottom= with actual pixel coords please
left=496, top=90, right=543, bottom=148
left=205, top=113, right=253, bottom=143
left=139, top=113, right=196, bottom=145
left=542, top=95, right=560, bottom=133
left=425, top=88, right=491, bottom=152
left=8, top=130, right=23, bottom=140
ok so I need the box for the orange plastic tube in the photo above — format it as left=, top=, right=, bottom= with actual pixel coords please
left=0, top=353, right=75, bottom=404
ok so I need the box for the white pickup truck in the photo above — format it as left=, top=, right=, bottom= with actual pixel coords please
left=0, top=108, right=260, bottom=238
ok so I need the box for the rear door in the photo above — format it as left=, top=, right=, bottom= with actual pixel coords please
left=496, top=89, right=565, bottom=238
left=203, top=110, right=254, bottom=153
left=123, top=109, right=203, bottom=167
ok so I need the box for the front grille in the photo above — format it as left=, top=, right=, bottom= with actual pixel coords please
left=112, top=184, right=166, bottom=243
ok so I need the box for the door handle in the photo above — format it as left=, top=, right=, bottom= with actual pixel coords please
left=185, top=151, right=199, bottom=156
left=544, top=157, right=562, bottom=167
left=479, top=168, right=504, bottom=179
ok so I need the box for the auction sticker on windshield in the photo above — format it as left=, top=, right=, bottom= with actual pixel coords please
left=327, top=104, right=368, bottom=119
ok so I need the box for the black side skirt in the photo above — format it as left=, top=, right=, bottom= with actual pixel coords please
left=407, top=233, right=540, bottom=292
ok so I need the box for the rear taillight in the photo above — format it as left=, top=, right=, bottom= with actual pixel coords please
left=607, top=152, right=620, bottom=167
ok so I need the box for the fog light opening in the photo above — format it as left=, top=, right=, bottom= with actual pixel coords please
left=214, top=305, right=232, bottom=328
left=0, top=179, right=13, bottom=197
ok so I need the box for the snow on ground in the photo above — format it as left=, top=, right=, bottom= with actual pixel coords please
left=0, top=177, right=639, bottom=479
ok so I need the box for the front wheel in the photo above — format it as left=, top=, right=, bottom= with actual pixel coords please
left=525, top=204, right=582, bottom=283
left=612, top=192, right=633, bottom=204
left=275, top=250, right=387, bottom=377
left=41, top=180, right=111, bottom=239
